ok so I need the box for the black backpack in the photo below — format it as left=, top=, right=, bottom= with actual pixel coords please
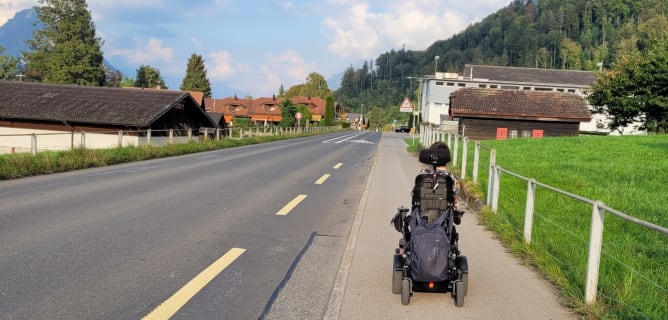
left=407, top=208, right=453, bottom=282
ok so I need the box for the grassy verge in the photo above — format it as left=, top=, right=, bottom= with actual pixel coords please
left=453, top=135, right=667, bottom=320
left=0, top=130, right=342, bottom=180
left=404, top=136, right=420, bottom=153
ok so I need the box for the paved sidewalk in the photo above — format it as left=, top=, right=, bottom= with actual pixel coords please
left=325, top=134, right=578, bottom=320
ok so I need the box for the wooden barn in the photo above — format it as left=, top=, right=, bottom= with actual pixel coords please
left=449, top=88, right=591, bottom=140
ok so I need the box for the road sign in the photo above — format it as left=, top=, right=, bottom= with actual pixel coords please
left=400, top=97, right=413, bottom=113
left=295, top=112, right=302, bottom=120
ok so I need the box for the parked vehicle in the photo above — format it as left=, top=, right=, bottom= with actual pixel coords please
left=395, top=126, right=410, bottom=133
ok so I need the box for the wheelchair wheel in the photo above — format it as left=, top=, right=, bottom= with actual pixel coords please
left=461, top=272, right=468, bottom=296
left=454, top=280, right=465, bottom=307
left=392, top=270, right=402, bottom=294
left=401, top=278, right=411, bottom=305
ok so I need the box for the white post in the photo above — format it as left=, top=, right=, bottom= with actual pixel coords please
left=585, top=201, right=605, bottom=304
left=31, top=133, right=37, bottom=155
left=453, top=135, right=459, bottom=166
left=188, top=129, right=193, bottom=141
left=460, top=137, right=468, bottom=181
left=203, top=128, right=209, bottom=141
left=524, top=179, right=536, bottom=244
left=118, top=130, right=123, bottom=147
left=147, top=129, right=151, bottom=146
left=80, top=132, right=86, bottom=149
left=487, top=150, right=496, bottom=206
left=491, top=165, right=501, bottom=213
left=473, top=142, right=480, bottom=184
left=169, top=129, right=174, bottom=144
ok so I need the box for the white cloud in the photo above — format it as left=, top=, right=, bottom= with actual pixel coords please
left=323, top=0, right=508, bottom=59
left=208, top=49, right=317, bottom=97
left=208, top=50, right=248, bottom=79
left=267, top=50, right=317, bottom=84
left=0, top=0, right=35, bottom=25
left=324, top=3, right=378, bottom=58
left=108, top=37, right=173, bottom=64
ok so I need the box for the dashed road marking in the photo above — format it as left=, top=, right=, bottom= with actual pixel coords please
left=276, top=195, right=308, bottom=216
left=143, top=248, right=246, bottom=320
left=315, top=174, right=331, bottom=185
left=333, top=163, right=343, bottom=169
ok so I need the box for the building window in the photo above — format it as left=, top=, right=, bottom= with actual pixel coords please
left=447, top=82, right=455, bottom=86
left=479, top=84, right=487, bottom=88
left=523, top=87, right=531, bottom=90
left=535, top=87, right=553, bottom=91
left=501, top=85, right=519, bottom=90
left=458, top=83, right=466, bottom=87
left=490, top=85, right=498, bottom=89
left=522, top=130, right=531, bottom=138
left=436, top=81, right=444, bottom=86
left=557, top=88, right=564, bottom=92
left=568, top=89, right=576, bottom=93
left=509, top=129, right=518, bottom=139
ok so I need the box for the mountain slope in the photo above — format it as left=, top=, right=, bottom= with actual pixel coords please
left=334, top=0, right=668, bottom=111
left=0, top=8, right=37, bottom=56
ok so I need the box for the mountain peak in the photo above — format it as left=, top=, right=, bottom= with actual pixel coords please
left=0, top=8, right=38, bottom=57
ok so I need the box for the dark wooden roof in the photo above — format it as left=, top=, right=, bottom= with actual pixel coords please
left=450, top=88, right=591, bottom=121
left=463, top=64, right=596, bottom=86
left=0, top=81, right=213, bottom=127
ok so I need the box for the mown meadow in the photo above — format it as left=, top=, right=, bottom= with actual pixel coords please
left=452, top=135, right=667, bottom=320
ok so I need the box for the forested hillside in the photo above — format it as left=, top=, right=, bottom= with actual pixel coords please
left=334, top=0, right=668, bottom=115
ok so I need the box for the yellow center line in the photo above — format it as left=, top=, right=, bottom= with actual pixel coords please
left=333, top=163, right=343, bottom=169
left=143, top=248, right=246, bottom=320
left=315, top=174, right=331, bottom=185
left=276, top=194, right=307, bottom=216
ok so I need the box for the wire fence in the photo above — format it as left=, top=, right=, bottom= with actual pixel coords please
left=420, top=124, right=668, bottom=319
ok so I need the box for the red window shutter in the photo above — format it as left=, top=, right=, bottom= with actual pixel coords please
left=496, top=128, right=508, bottom=140
left=532, top=129, right=544, bottom=138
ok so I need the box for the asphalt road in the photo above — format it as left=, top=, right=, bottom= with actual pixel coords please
left=0, top=131, right=577, bottom=320
left=0, top=131, right=380, bottom=320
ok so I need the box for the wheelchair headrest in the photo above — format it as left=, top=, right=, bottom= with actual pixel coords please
left=419, top=148, right=451, bottom=166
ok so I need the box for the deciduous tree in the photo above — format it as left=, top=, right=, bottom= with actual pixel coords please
left=134, top=65, right=167, bottom=89
left=589, top=17, right=668, bottom=133
left=0, top=46, right=19, bottom=80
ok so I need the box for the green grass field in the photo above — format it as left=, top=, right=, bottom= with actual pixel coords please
left=0, top=130, right=337, bottom=180
left=453, top=135, right=667, bottom=320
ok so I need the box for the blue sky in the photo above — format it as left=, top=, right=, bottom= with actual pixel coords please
left=1, top=0, right=511, bottom=97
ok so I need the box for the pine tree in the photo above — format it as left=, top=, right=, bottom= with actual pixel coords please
left=24, top=0, right=105, bottom=85
left=134, top=65, right=167, bottom=89
left=279, top=99, right=297, bottom=128
left=180, top=53, right=212, bottom=98
left=323, top=96, right=335, bottom=126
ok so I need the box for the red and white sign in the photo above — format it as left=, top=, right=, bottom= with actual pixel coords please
left=399, top=97, right=413, bottom=113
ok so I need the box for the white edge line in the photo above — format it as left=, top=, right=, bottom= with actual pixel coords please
left=323, top=147, right=378, bottom=319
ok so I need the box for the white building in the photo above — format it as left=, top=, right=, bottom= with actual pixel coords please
left=418, top=64, right=645, bottom=135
